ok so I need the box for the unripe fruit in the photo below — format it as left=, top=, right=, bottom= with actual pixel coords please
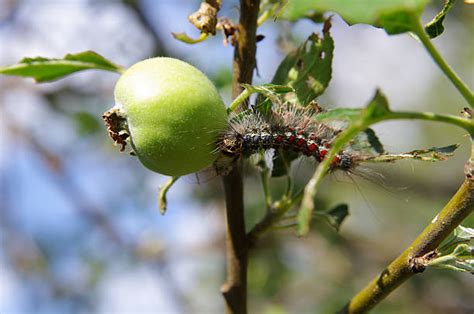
left=105, top=57, right=228, bottom=176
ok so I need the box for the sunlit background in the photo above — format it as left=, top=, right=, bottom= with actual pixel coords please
left=0, top=1, right=473, bottom=313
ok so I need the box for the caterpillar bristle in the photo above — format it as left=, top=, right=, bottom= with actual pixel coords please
left=215, top=101, right=371, bottom=174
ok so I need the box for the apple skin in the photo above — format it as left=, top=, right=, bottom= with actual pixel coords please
left=114, top=57, right=227, bottom=176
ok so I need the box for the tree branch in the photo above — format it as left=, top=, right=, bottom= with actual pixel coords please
left=222, top=164, right=247, bottom=314
left=221, top=1, right=260, bottom=313
left=341, top=176, right=473, bottom=313
left=231, top=0, right=260, bottom=103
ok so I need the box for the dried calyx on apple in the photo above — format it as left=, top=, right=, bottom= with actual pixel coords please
left=103, top=57, right=228, bottom=177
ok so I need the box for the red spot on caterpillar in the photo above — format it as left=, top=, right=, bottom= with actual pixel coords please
left=307, top=143, right=318, bottom=152
left=297, top=130, right=305, bottom=135
left=320, top=149, right=328, bottom=158
left=287, top=135, right=296, bottom=143
left=276, top=135, right=285, bottom=143
left=331, top=155, right=341, bottom=169
left=297, top=138, right=306, bottom=146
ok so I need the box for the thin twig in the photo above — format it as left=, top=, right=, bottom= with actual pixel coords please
left=340, top=177, right=473, bottom=313
left=227, top=87, right=253, bottom=113
left=247, top=191, right=304, bottom=246
left=341, top=134, right=474, bottom=313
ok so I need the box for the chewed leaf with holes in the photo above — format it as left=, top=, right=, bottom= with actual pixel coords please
left=0, top=51, right=124, bottom=82
left=272, top=19, right=333, bottom=104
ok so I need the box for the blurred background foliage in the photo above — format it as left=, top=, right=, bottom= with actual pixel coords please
left=0, top=0, right=473, bottom=313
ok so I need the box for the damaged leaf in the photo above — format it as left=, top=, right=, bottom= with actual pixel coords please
left=272, top=19, right=334, bottom=104
left=360, top=144, right=459, bottom=163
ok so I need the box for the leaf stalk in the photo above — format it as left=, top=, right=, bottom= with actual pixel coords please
left=411, top=18, right=474, bottom=107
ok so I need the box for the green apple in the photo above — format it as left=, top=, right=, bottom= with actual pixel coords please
left=110, top=57, right=227, bottom=176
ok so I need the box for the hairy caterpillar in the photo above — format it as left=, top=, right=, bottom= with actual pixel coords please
left=215, top=101, right=381, bottom=174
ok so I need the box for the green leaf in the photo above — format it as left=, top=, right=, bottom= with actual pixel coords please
left=425, top=0, right=456, bottom=39
left=438, top=225, right=474, bottom=254
left=312, top=108, right=362, bottom=122
left=451, top=243, right=473, bottom=259
left=283, top=0, right=428, bottom=34
left=171, top=32, right=209, bottom=44
left=271, top=19, right=334, bottom=104
left=0, top=51, right=124, bottom=82
left=427, top=244, right=474, bottom=274
left=363, top=128, right=385, bottom=154
left=379, top=10, right=419, bottom=35
left=312, top=108, right=386, bottom=154
left=427, top=225, right=474, bottom=273
left=313, top=90, right=391, bottom=125
left=315, top=204, right=349, bottom=231
left=453, top=226, right=474, bottom=241
left=271, top=150, right=298, bottom=177
left=362, top=89, right=391, bottom=122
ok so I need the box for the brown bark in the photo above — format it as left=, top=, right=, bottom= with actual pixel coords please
left=221, top=1, right=260, bottom=313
